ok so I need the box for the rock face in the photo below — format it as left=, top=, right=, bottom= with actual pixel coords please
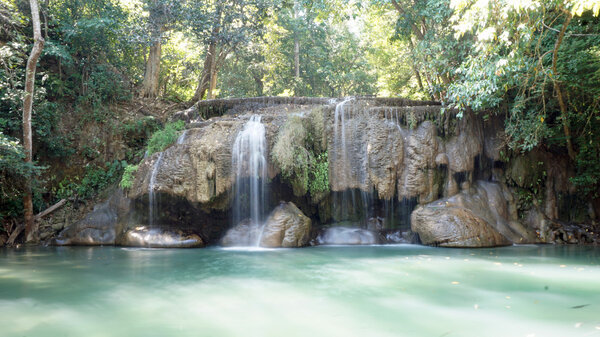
left=129, top=119, right=240, bottom=210
left=57, top=97, right=591, bottom=249
left=259, top=202, right=311, bottom=248
left=54, top=190, right=130, bottom=246
left=411, top=181, right=537, bottom=247
left=316, top=227, right=380, bottom=245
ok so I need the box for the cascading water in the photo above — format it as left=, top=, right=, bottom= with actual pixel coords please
left=148, top=152, right=164, bottom=227
left=176, top=129, right=188, bottom=145
left=331, top=97, right=373, bottom=224
left=231, top=115, right=268, bottom=245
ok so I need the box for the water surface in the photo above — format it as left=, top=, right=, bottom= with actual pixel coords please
left=1, top=245, right=599, bottom=337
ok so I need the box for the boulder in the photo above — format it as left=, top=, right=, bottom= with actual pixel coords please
left=411, top=206, right=510, bottom=247
left=121, top=227, right=204, bottom=248
left=54, top=189, right=130, bottom=246
left=411, top=181, right=537, bottom=247
left=259, top=202, right=311, bottom=248
left=316, top=227, right=380, bottom=245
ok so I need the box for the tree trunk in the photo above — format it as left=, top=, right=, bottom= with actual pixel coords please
left=293, top=29, right=300, bottom=79
left=192, top=41, right=217, bottom=101
left=293, top=0, right=300, bottom=79
left=192, top=4, right=223, bottom=102
left=140, top=38, right=162, bottom=98
left=23, top=0, right=45, bottom=243
left=551, top=10, right=575, bottom=161
left=207, top=58, right=218, bottom=99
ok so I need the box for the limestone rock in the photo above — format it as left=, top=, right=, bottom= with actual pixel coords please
left=411, top=181, right=537, bottom=247
left=54, top=189, right=130, bottom=246
left=398, top=121, right=439, bottom=202
left=411, top=206, right=510, bottom=247
left=316, top=227, right=380, bottom=245
left=366, top=117, right=403, bottom=199
left=259, top=202, right=311, bottom=248
left=121, top=227, right=204, bottom=248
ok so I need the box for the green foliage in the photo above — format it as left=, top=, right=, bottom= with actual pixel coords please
left=272, top=110, right=330, bottom=198
left=55, top=160, right=125, bottom=200
left=261, top=2, right=376, bottom=97
left=120, top=164, right=139, bottom=189
left=146, top=120, right=185, bottom=155
left=0, top=132, right=45, bottom=221
left=308, top=151, right=329, bottom=196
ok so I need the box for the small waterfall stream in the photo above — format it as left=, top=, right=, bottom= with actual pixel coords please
left=231, top=115, right=268, bottom=245
left=176, top=130, right=188, bottom=145
left=331, top=97, right=373, bottom=224
left=148, top=152, right=164, bottom=226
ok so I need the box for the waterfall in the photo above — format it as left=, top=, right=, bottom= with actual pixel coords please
left=331, top=97, right=374, bottom=224
left=232, top=115, right=268, bottom=243
left=176, top=130, right=188, bottom=145
left=332, top=97, right=353, bottom=220
left=148, top=152, right=164, bottom=227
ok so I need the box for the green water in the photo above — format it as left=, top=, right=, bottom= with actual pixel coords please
left=1, top=245, right=599, bottom=337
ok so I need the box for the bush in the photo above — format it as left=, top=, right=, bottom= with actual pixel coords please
left=0, top=132, right=45, bottom=222
left=119, top=164, right=138, bottom=189
left=55, top=160, right=124, bottom=200
left=146, top=120, right=185, bottom=155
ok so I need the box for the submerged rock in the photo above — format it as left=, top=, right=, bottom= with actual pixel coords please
left=121, top=227, right=204, bottom=248
left=259, top=202, right=311, bottom=248
left=411, top=181, right=536, bottom=247
left=384, top=230, right=420, bottom=244
left=316, top=227, right=380, bottom=245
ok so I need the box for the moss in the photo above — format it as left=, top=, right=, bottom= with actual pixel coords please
left=272, top=108, right=330, bottom=198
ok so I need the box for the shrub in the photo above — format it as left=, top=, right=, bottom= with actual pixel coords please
left=146, top=120, right=185, bottom=155
left=119, top=164, right=138, bottom=189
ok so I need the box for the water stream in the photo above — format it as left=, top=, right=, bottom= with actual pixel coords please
left=176, top=129, right=188, bottom=145
left=231, top=115, right=268, bottom=245
left=1, top=245, right=598, bottom=337
left=148, top=152, right=164, bottom=227
left=331, top=97, right=373, bottom=224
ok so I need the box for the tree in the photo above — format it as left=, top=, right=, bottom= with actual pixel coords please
left=140, top=0, right=181, bottom=98
left=188, top=0, right=274, bottom=101
left=23, top=0, right=45, bottom=242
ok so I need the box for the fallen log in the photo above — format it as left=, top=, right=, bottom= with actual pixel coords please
left=34, top=198, right=66, bottom=221
left=5, top=199, right=67, bottom=245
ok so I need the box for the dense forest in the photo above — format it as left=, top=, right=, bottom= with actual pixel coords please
left=1, top=0, right=599, bottom=243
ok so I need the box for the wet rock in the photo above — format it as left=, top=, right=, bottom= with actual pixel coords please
left=221, top=219, right=263, bottom=247
left=412, top=205, right=511, bottom=247
left=411, top=181, right=537, bottom=247
left=316, top=227, right=380, bottom=245
left=384, top=230, right=420, bottom=244
left=259, top=202, right=311, bottom=248
left=121, top=227, right=203, bottom=248
left=129, top=120, right=240, bottom=210
left=435, top=153, right=449, bottom=167
left=366, top=117, right=404, bottom=200
left=398, top=121, right=439, bottom=202
left=54, top=190, right=130, bottom=246
left=366, top=217, right=385, bottom=231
